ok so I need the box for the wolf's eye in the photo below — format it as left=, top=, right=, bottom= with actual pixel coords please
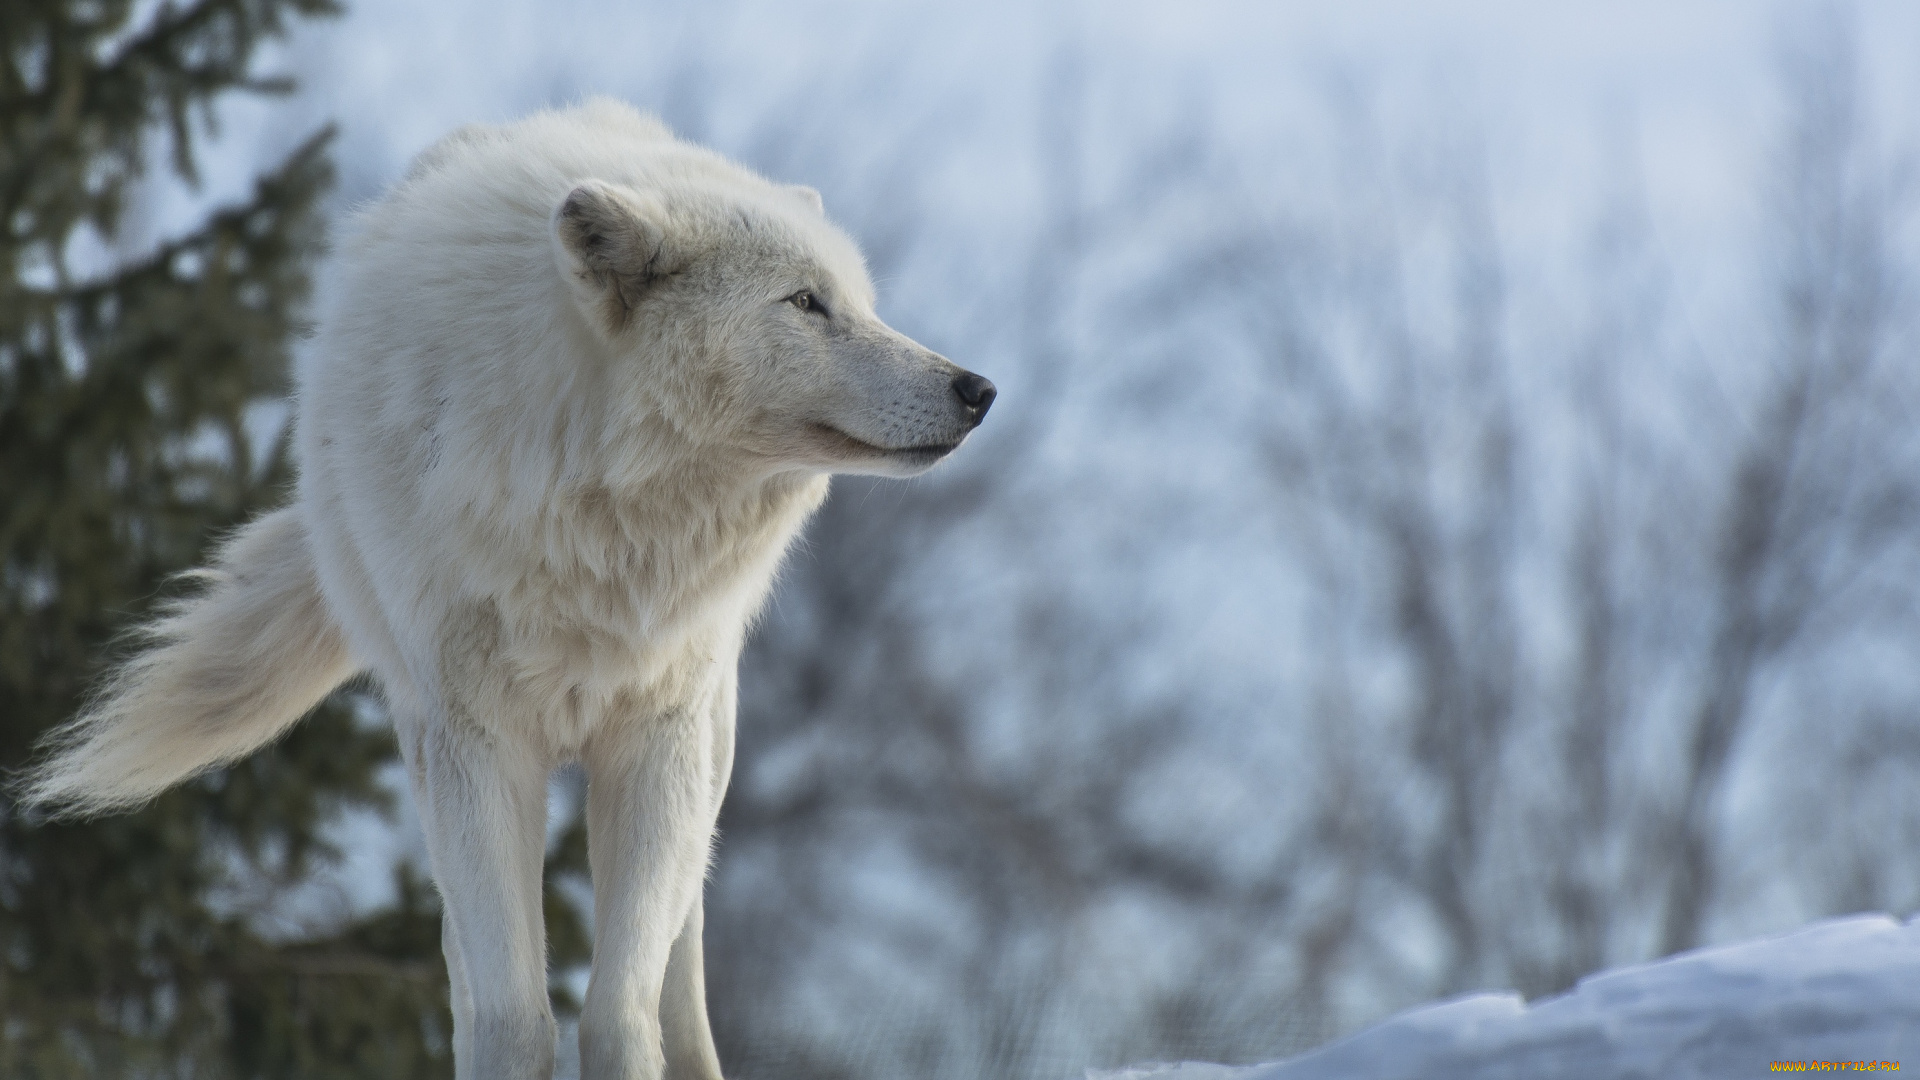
left=787, top=290, right=828, bottom=318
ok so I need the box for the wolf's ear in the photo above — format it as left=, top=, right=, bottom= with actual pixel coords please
left=552, top=181, right=677, bottom=334
left=787, top=184, right=824, bottom=215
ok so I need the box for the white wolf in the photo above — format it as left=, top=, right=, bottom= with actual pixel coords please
left=21, top=99, right=994, bottom=1080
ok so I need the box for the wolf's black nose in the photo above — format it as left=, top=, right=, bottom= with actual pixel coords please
left=953, top=372, right=996, bottom=419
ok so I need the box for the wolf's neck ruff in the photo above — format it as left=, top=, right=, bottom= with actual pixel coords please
left=453, top=466, right=831, bottom=736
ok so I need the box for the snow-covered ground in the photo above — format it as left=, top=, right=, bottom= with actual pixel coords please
left=1097, top=914, right=1920, bottom=1079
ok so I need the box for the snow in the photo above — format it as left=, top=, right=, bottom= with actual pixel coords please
left=1094, top=914, right=1920, bottom=1079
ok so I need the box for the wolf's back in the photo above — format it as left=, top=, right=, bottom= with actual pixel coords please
left=18, top=508, right=357, bottom=816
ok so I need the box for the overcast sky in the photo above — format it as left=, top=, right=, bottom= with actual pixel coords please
left=153, top=0, right=1918, bottom=328
left=176, top=1, right=1913, bottom=210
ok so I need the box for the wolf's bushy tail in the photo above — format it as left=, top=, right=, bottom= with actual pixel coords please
left=19, top=508, right=358, bottom=816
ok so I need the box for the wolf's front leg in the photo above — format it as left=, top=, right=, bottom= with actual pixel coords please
left=658, top=680, right=736, bottom=1080
left=659, top=899, right=723, bottom=1080
left=399, top=713, right=555, bottom=1080
left=579, top=705, right=720, bottom=1080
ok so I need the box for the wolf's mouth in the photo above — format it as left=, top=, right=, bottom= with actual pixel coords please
left=812, top=424, right=960, bottom=459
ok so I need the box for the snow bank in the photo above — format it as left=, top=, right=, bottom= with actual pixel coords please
left=1096, top=914, right=1920, bottom=1079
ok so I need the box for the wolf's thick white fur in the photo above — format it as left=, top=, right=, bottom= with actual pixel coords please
left=22, top=99, right=992, bottom=1080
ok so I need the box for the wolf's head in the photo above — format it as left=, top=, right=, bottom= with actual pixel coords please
left=551, top=178, right=993, bottom=479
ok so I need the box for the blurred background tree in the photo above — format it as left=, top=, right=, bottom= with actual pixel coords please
left=0, top=2, right=512, bottom=1074
left=677, top=15, right=1920, bottom=1079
